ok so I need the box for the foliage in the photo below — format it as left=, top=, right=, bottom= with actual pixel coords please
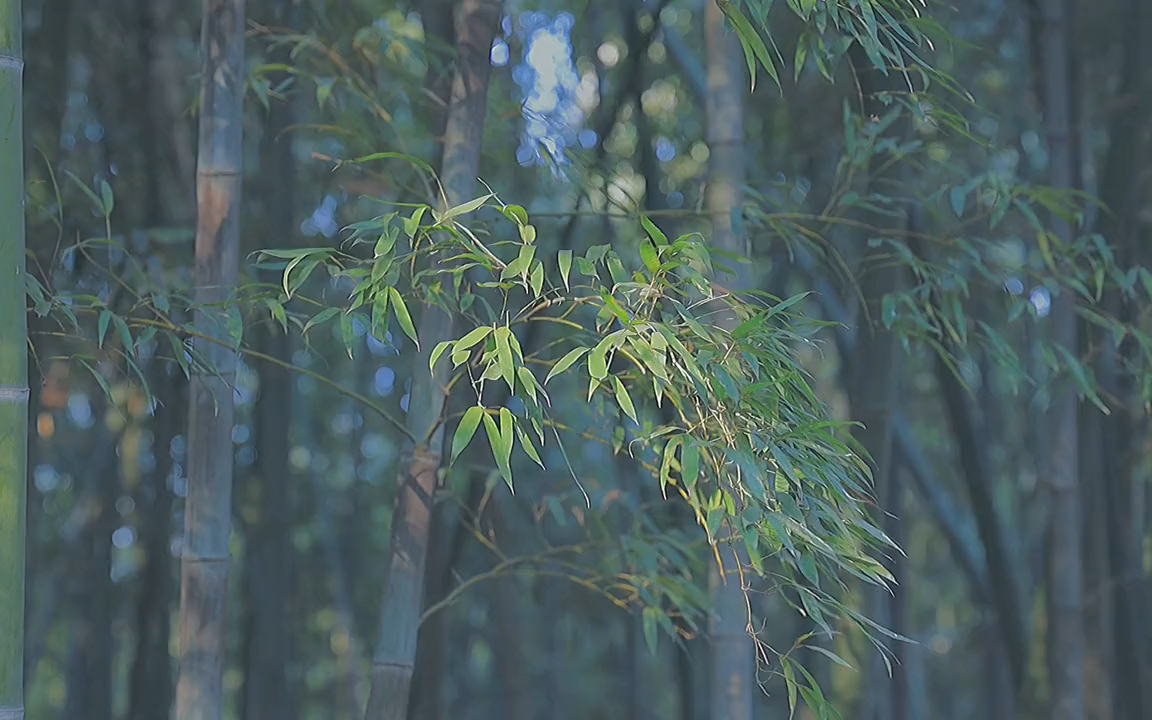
left=251, top=181, right=898, bottom=676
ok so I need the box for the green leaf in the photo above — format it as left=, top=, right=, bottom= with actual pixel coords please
left=517, top=366, right=539, bottom=404
left=166, top=333, right=191, bottom=378
left=371, top=291, right=391, bottom=338
left=546, top=347, right=588, bottom=384
left=389, top=287, right=419, bottom=349
left=613, top=377, right=638, bottom=423
left=639, top=240, right=660, bottom=274
left=642, top=607, right=659, bottom=653
left=404, top=206, right=428, bottom=238
left=455, top=325, right=493, bottom=352
left=429, top=341, right=454, bottom=373
left=98, top=310, right=112, bottom=348
left=99, top=180, right=115, bottom=216
left=793, top=32, right=809, bottom=82
left=558, top=250, right=573, bottom=289
left=441, top=193, right=493, bottom=221
left=503, top=204, right=529, bottom=225
left=499, top=407, right=514, bottom=465
left=494, top=327, right=516, bottom=394
left=77, top=358, right=115, bottom=404
left=681, top=442, right=699, bottom=490
left=514, top=422, right=545, bottom=468
left=519, top=224, right=537, bottom=244
left=263, top=298, right=287, bottom=332
left=588, top=337, right=612, bottom=380
left=716, top=0, right=780, bottom=90
left=483, top=409, right=513, bottom=490
left=881, top=294, right=897, bottom=329
left=640, top=214, right=667, bottom=246
left=782, top=657, right=798, bottom=716
left=374, top=231, right=397, bottom=257
left=530, top=262, right=544, bottom=297
left=660, top=436, right=684, bottom=493
left=501, top=244, right=536, bottom=281
left=797, top=553, right=819, bottom=586
left=339, top=312, right=358, bottom=358
left=350, top=151, right=435, bottom=176
left=65, top=171, right=105, bottom=215
left=452, top=406, right=485, bottom=463
left=304, top=307, right=341, bottom=336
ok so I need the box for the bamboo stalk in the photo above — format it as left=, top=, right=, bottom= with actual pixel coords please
left=174, top=0, right=246, bottom=718
left=703, top=4, right=755, bottom=719
left=363, top=2, right=502, bottom=718
left=0, top=0, right=28, bottom=716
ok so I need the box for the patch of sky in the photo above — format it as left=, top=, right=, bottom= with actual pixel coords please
left=511, top=12, right=585, bottom=170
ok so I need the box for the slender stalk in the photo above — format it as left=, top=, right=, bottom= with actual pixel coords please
left=243, top=1, right=297, bottom=716
left=174, top=0, right=246, bottom=718
left=845, top=43, right=910, bottom=720
left=1035, top=0, right=1085, bottom=717
left=363, top=2, right=501, bottom=718
left=0, top=0, right=28, bottom=716
left=703, top=4, right=755, bottom=719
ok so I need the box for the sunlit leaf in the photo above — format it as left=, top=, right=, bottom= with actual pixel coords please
left=613, top=377, right=638, bottom=423
left=546, top=347, right=588, bottom=384
left=452, top=406, right=485, bottom=463
left=388, top=287, right=419, bottom=349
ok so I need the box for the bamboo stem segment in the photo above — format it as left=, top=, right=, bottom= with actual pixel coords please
left=0, top=0, right=27, bottom=716
left=174, top=0, right=245, bottom=719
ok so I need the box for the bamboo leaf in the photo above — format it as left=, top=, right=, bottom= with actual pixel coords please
left=99, top=180, right=115, bottom=216
left=546, top=347, right=588, bottom=384
left=98, top=310, right=111, bottom=348
left=339, top=312, right=357, bottom=358
left=304, top=307, right=341, bottom=336
left=388, top=287, right=419, bottom=349
left=452, top=406, right=485, bottom=463
left=558, top=250, right=573, bottom=289
left=640, top=214, right=668, bottom=247
left=640, top=239, right=660, bottom=274
left=494, top=327, right=516, bottom=394
left=429, top=341, right=454, bottom=373
left=642, top=607, right=659, bottom=653
left=682, top=441, right=699, bottom=490
left=515, top=422, right=545, bottom=468
left=503, top=204, right=529, bottom=225
left=441, top=193, right=493, bottom=221
left=660, top=436, right=684, bottom=493
left=455, top=325, right=493, bottom=352
left=613, top=377, right=638, bottom=423
left=588, top=337, right=612, bottom=380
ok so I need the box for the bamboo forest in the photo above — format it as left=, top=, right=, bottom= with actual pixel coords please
left=2, top=0, right=1152, bottom=717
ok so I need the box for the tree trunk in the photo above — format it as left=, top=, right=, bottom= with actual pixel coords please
left=408, top=4, right=462, bottom=715
left=0, top=0, right=28, bottom=715
left=363, top=2, right=501, bottom=718
left=242, top=0, right=297, bottom=714
left=1088, top=0, right=1150, bottom=714
left=1035, top=0, right=1085, bottom=717
left=174, top=0, right=246, bottom=718
left=846, top=45, right=907, bottom=720
left=703, top=4, right=755, bottom=719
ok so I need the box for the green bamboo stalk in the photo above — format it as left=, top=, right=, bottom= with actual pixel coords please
left=174, top=0, right=245, bottom=719
left=363, top=2, right=501, bottom=718
left=0, top=0, right=27, bottom=718
left=703, top=4, right=755, bottom=719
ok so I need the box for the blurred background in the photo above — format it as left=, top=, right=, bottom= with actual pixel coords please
left=14, top=0, right=1152, bottom=718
